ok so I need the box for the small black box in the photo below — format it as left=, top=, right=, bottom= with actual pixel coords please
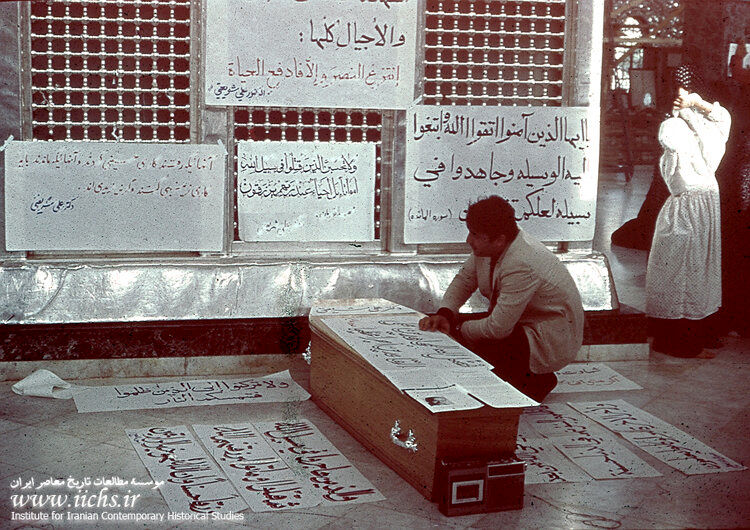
left=437, top=455, right=525, bottom=516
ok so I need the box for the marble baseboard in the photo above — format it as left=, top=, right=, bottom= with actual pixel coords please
left=0, top=318, right=310, bottom=362
left=0, top=353, right=300, bottom=382
left=574, top=343, right=650, bottom=362
left=583, top=304, right=648, bottom=345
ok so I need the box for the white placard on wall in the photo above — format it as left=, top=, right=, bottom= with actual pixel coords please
left=237, top=141, right=376, bottom=242
left=205, top=0, right=418, bottom=108
left=404, top=105, right=599, bottom=244
left=4, top=141, right=226, bottom=251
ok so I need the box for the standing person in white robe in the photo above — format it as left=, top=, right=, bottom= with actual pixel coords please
left=647, top=64, right=731, bottom=357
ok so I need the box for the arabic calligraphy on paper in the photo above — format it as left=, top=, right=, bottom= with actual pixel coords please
left=126, top=426, right=247, bottom=514
left=519, top=403, right=661, bottom=481
left=568, top=400, right=747, bottom=475
left=321, top=314, right=493, bottom=374
left=73, top=371, right=310, bottom=413
left=309, top=298, right=415, bottom=317
left=236, top=141, right=376, bottom=242
left=551, top=363, right=643, bottom=393
left=404, top=105, right=598, bottom=244
left=194, top=420, right=383, bottom=512
left=551, top=432, right=662, bottom=480
left=4, top=141, right=226, bottom=252
left=205, top=0, right=417, bottom=108
left=515, top=435, right=591, bottom=484
left=522, top=403, right=597, bottom=438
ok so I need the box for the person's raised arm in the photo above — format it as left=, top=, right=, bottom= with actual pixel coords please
left=673, top=90, right=714, bottom=114
left=674, top=90, right=732, bottom=170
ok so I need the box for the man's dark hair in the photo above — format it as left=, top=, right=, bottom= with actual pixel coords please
left=465, top=195, right=519, bottom=241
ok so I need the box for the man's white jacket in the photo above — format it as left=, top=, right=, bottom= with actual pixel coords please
left=441, top=229, right=584, bottom=373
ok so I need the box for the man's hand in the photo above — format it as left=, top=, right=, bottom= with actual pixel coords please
left=418, top=314, right=450, bottom=334
left=673, top=91, right=696, bottom=111
left=673, top=89, right=711, bottom=114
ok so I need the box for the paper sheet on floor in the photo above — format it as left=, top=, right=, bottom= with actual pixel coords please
left=74, top=370, right=309, bottom=412
left=551, top=432, right=662, bottom=480
left=126, top=425, right=247, bottom=514
left=193, top=423, right=319, bottom=512
left=194, top=420, right=384, bottom=511
left=12, top=369, right=88, bottom=399
left=521, top=403, right=598, bottom=438
left=551, top=363, right=642, bottom=393
left=568, top=400, right=747, bottom=475
left=518, top=404, right=661, bottom=480
left=516, top=435, right=592, bottom=484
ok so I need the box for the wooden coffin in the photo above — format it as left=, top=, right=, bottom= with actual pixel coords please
left=309, top=311, right=522, bottom=502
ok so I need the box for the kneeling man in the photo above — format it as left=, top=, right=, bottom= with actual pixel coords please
left=419, top=196, right=584, bottom=401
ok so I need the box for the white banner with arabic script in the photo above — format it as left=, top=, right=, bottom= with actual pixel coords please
left=451, top=370, right=538, bottom=408
left=193, top=423, right=320, bottom=512
left=321, top=314, right=493, bottom=375
left=521, top=403, right=599, bottom=439
left=205, top=0, right=417, bottom=108
left=4, top=141, right=226, bottom=251
left=310, top=298, right=416, bottom=317
left=404, top=105, right=598, bottom=243
left=551, top=363, right=642, bottom=393
left=126, top=426, right=247, bottom=514
left=516, top=435, right=591, bottom=484
left=551, top=433, right=662, bottom=480
left=255, top=420, right=385, bottom=505
left=195, top=420, right=384, bottom=511
left=73, top=370, right=309, bottom=413
left=236, top=141, right=376, bottom=242
left=518, top=405, right=661, bottom=482
left=568, top=400, right=747, bottom=475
